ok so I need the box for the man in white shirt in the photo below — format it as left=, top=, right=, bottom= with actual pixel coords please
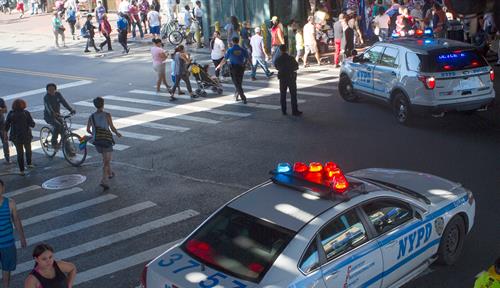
left=303, top=16, right=321, bottom=67
left=250, top=27, right=274, bottom=80
left=373, top=6, right=390, bottom=41
left=147, top=8, right=161, bottom=39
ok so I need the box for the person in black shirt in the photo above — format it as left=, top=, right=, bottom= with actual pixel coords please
left=43, top=83, right=75, bottom=147
left=274, top=44, right=302, bottom=116
left=84, top=14, right=100, bottom=53
left=5, top=99, right=35, bottom=175
left=0, top=98, right=10, bottom=164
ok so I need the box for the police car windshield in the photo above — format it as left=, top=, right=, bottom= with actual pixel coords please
left=419, top=49, right=488, bottom=72
left=181, top=207, right=295, bottom=283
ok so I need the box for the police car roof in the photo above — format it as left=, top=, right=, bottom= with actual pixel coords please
left=227, top=181, right=339, bottom=232
left=384, top=38, right=475, bottom=54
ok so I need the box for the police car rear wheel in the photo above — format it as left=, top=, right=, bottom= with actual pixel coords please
left=339, top=76, right=358, bottom=102
left=393, top=93, right=412, bottom=124
left=437, top=216, right=465, bottom=266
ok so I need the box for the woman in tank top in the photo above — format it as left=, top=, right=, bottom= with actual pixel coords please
left=86, top=97, right=122, bottom=190
left=24, top=244, right=76, bottom=288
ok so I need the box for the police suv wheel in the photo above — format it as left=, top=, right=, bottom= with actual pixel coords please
left=339, top=75, right=358, bottom=102
left=393, top=93, right=412, bottom=124
left=437, top=216, right=465, bottom=266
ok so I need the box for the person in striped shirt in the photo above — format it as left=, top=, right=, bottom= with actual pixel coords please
left=0, top=179, right=27, bottom=288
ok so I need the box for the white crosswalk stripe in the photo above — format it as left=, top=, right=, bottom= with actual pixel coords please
left=74, top=101, right=220, bottom=124
left=103, top=95, right=251, bottom=117
left=17, top=187, right=83, bottom=210
left=4, top=185, right=41, bottom=198
left=15, top=201, right=157, bottom=249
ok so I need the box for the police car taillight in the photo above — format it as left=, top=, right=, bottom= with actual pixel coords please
left=490, top=69, right=495, bottom=82
left=275, top=162, right=349, bottom=193
left=140, top=265, right=148, bottom=288
left=418, top=75, right=436, bottom=89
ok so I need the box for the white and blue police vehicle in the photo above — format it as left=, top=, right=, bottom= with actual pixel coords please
left=338, top=29, right=496, bottom=124
left=141, top=161, right=475, bottom=288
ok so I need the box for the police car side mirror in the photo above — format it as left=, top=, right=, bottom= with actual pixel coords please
left=415, top=211, right=423, bottom=221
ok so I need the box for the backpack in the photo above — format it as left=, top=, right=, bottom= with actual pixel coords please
left=80, top=26, right=89, bottom=38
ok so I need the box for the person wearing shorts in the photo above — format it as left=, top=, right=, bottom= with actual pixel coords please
left=151, top=38, right=170, bottom=92
left=16, top=0, right=24, bottom=18
left=302, top=16, right=321, bottom=67
left=0, top=179, right=27, bottom=288
left=87, top=97, right=122, bottom=191
left=147, top=7, right=161, bottom=39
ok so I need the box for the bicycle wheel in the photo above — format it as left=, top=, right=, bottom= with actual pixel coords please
left=39, top=126, right=57, bottom=158
left=160, top=24, right=169, bottom=39
left=63, top=133, right=87, bottom=167
left=168, top=30, right=184, bottom=45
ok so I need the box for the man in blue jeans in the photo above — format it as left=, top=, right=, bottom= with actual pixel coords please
left=43, top=83, right=75, bottom=147
left=249, top=27, right=274, bottom=81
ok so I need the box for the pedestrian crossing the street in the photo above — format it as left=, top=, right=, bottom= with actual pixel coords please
left=2, top=183, right=196, bottom=287
left=0, top=67, right=339, bottom=164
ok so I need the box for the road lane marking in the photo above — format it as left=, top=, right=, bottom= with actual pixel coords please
left=74, top=239, right=182, bottom=285
left=0, top=67, right=96, bottom=81
left=12, top=211, right=196, bottom=277
left=74, top=101, right=220, bottom=124
left=103, top=95, right=251, bottom=117
left=32, top=119, right=161, bottom=141
left=22, top=194, right=118, bottom=226
left=130, top=89, right=281, bottom=110
left=2, top=80, right=93, bottom=101
left=4, top=185, right=41, bottom=198
left=16, top=201, right=157, bottom=249
left=17, top=187, right=83, bottom=210
left=31, top=129, right=130, bottom=151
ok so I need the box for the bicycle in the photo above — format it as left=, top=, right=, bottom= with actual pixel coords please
left=160, top=19, right=179, bottom=40
left=167, top=19, right=199, bottom=46
left=39, top=113, right=88, bottom=167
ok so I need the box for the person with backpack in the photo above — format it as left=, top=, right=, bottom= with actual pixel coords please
left=83, top=14, right=100, bottom=53
left=117, top=12, right=130, bottom=53
left=5, top=99, right=35, bottom=175
left=86, top=97, right=122, bottom=190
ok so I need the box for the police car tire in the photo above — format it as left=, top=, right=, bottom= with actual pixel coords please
left=437, top=216, right=466, bottom=266
left=392, top=93, right=412, bottom=125
left=339, top=75, right=358, bottom=102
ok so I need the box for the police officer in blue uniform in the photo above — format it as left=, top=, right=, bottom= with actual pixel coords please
left=275, top=44, right=302, bottom=116
left=216, top=37, right=249, bottom=104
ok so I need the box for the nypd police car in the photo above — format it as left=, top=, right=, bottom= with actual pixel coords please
left=338, top=30, right=495, bottom=124
left=141, top=161, right=475, bottom=288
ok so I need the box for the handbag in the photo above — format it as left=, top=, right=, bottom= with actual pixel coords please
left=91, top=114, right=114, bottom=148
left=58, top=26, right=66, bottom=32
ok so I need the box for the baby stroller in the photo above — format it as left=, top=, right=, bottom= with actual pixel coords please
left=190, top=61, right=224, bottom=97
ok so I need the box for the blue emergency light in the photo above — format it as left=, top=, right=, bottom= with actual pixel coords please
left=424, top=28, right=432, bottom=36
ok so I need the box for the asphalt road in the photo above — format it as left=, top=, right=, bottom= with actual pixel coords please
left=0, top=18, right=499, bottom=288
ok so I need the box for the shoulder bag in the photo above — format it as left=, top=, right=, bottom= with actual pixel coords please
left=91, top=114, right=114, bottom=148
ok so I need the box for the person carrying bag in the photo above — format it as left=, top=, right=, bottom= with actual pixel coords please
left=86, top=97, right=121, bottom=190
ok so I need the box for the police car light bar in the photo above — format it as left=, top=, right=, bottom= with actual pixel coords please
left=424, top=28, right=432, bottom=36
left=274, top=162, right=349, bottom=193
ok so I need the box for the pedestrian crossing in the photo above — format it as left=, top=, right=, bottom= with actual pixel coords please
left=3, top=182, right=197, bottom=287
left=0, top=67, right=339, bottom=165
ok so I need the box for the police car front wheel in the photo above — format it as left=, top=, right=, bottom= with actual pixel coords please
left=437, top=215, right=466, bottom=266
left=339, top=75, right=358, bottom=102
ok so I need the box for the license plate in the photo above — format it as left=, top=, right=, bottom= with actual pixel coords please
left=459, top=77, right=480, bottom=90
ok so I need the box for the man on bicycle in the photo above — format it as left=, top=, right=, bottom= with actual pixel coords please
left=43, top=83, right=75, bottom=148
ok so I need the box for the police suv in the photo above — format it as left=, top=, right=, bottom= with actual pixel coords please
left=141, top=161, right=475, bottom=288
left=338, top=30, right=495, bottom=124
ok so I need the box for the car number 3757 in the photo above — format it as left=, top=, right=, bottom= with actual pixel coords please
left=158, top=253, right=248, bottom=288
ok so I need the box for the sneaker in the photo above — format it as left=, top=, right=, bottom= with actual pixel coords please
left=126, top=47, right=130, bottom=54
left=84, top=49, right=91, bottom=53
left=266, top=72, right=274, bottom=78
left=19, top=171, right=25, bottom=176
left=27, top=164, right=35, bottom=169
left=335, top=64, right=341, bottom=68
left=292, top=111, right=303, bottom=116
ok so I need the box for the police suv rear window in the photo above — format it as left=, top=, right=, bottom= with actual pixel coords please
left=418, top=50, right=488, bottom=72
left=181, top=207, right=295, bottom=283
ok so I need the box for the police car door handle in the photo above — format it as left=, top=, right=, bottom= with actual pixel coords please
left=391, top=71, right=397, bottom=76
left=324, top=271, right=338, bottom=281
left=366, top=67, right=372, bottom=72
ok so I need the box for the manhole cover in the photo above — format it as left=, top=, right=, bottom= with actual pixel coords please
left=42, top=174, right=87, bottom=190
